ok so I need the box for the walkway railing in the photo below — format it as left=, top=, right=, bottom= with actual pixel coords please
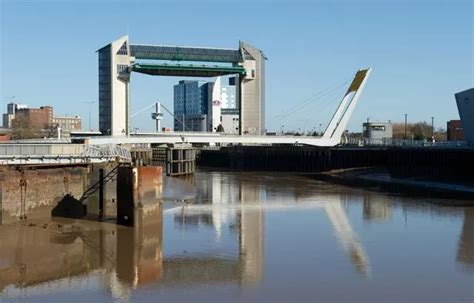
left=342, top=137, right=474, bottom=149
left=0, top=144, right=131, bottom=165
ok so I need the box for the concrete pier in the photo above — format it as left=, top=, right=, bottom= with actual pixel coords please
left=117, top=166, right=163, bottom=226
left=0, top=163, right=163, bottom=225
left=152, top=145, right=196, bottom=176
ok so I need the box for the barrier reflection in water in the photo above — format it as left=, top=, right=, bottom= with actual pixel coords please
left=457, top=208, right=474, bottom=272
left=0, top=204, right=163, bottom=299
left=169, top=172, right=373, bottom=280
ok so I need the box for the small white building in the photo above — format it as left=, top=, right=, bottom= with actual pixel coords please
left=363, top=122, right=393, bottom=141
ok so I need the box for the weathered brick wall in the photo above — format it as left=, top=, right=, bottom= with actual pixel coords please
left=0, top=167, right=87, bottom=224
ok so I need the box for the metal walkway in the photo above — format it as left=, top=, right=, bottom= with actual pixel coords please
left=0, top=144, right=132, bottom=165
left=85, top=133, right=337, bottom=146
left=132, top=63, right=246, bottom=77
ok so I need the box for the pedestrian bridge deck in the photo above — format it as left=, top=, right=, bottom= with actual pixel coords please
left=84, top=133, right=335, bottom=147
left=0, top=144, right=131, bottom=166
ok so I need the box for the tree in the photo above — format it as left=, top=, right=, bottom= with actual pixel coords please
left=11, top=116, right=42, bottom=139
left=410, top=122, right=432, bottom=140
left=392, top=121, right=444, bottom=140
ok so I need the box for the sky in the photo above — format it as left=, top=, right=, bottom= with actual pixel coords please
left=1, top=0, right=472, bottom=133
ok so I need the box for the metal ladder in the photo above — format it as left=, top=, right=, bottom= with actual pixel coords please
left=79, top=164, right=126, bottom=203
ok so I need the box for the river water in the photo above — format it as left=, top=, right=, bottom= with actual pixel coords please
left=1, top=170, right=473, bottom=302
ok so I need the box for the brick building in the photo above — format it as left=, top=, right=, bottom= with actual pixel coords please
left=52, top=116, right=82, bottom=135
left=447, top=120, right=465, bottom=141
left=14, top=106, right=53, bottom=129
left=5, top=104, right=83, bottom=138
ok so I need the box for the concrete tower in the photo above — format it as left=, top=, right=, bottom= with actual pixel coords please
left=239, top=42, right=266, bottom=135
left=97, top=36, right=133, bottom=136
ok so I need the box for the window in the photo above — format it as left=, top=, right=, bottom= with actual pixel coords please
left=117, top=42, right=128, bottom=55
left=117, top=65, right=129, bottom=73
left=371, top=125, right=386, bottom=131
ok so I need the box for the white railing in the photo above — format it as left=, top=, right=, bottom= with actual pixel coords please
left=342, top=137, right=474, bottom=149
left=0, top=144, right=84, bottom=156
left=0, top=144, right=131, bottom=165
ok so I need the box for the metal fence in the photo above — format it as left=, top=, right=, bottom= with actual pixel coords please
left=342, top=137, right=474, bottom=149
left=0, top=144, right=84, bottom=156
left=0, top=144, right=131, bottom=165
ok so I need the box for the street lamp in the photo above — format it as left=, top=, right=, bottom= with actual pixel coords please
left=85, top=101, right=95, bottom=131
left=404, top=114, right=408, bottom=140
left=431, top=116, right=435, bottom=140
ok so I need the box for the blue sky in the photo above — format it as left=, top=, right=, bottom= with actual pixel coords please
left=1, top=0, right=472, bottom=132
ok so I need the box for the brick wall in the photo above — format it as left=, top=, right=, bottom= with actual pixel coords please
left=0, top=167, right=87, bottom=224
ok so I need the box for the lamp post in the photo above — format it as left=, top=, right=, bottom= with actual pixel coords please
left=85, top=101, right=95, bottom=131
left=431, top=116, right=434, bottom=140
left=404, top=114, right=408, bottom=140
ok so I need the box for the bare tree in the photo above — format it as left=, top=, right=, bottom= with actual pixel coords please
left=11, top=116, right=42, bottom=139
left=392, top=121, right=445, bottom=140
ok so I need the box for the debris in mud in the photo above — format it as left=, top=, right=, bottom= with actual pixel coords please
left=51, top=194, right=87, bottom=219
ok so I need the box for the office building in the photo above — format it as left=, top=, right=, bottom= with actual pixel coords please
left=220, top=78, right=240, bottom=134
left=447, top=120, right=464, bottom=141
left=173, top=77, right=240, bottom=134
left=173, top=80, right=210, bottom=132
left=3, top=103, right=28, bottom=128
left=14, top=106, right=53, bottom=129
left=221, top=84, right=237, bottom=109
left=52, top=116, right=82, bottom=135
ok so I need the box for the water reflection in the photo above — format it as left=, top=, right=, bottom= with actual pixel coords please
left=325, top=202, right=371, bottom=276
left=172, top=173, right=371, bottom=279
left=1, top=171, right=473, bottom=302
left=363, top=194, right=393, bottom=222
left=0, top=204, right=163, bottom=300
left=457, top=208, right=474, bottom=272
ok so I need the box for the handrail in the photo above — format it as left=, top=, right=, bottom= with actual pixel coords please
left=0, top=143, right=132, bottom=164
left=342, top=137, right=474, bottom=149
